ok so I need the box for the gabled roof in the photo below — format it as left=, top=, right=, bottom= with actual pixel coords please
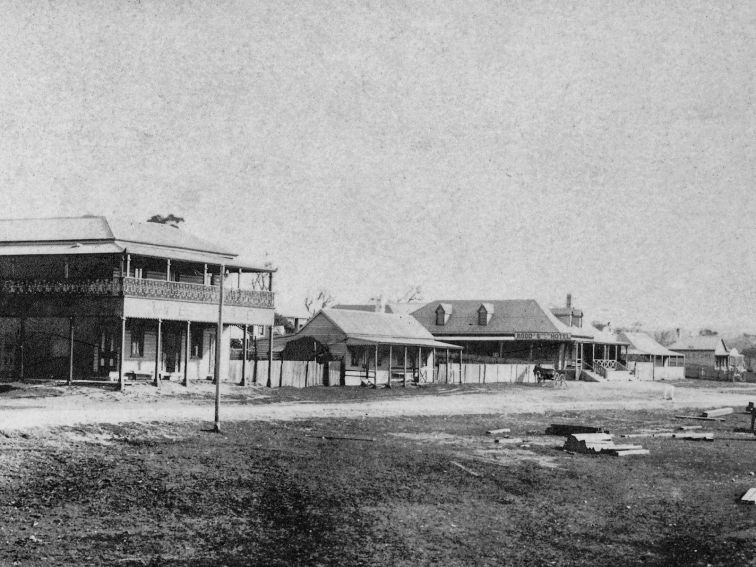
left=318, top=309, right=460, bottom=348
left=412, top=299, right=574, bottom=336
left=0, top=216, right=272, bottom=271
left=332, top=303, right=426, bottom=316
left=551, top=307, right=584, bottom=318
left=668, top=336, right=729, bottom=355
left=618, top=332, right=680, bottom=357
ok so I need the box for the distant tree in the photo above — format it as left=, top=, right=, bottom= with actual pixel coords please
left=699, top=329, right=718, bottom=336
left=592, top=321, right=609, bottom=332
left=147, top=214, right=185, bottom=228
left=396, top=285, right=424, bottom=303
left=369, top=285, right=425, bottom=311
left=616, top=321, right=644, bottom=333
left=274, top=313, right=296, bottom=334
left=304, top=289, right=336, bottom=315
left=654, top=329, right=678, bottom=347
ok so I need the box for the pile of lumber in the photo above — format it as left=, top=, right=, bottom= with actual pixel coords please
left=546, top=424, right=608, bottom=436
left=563, top=433, right=649, bottom=457
left=741, top=488, right=756, bottom=504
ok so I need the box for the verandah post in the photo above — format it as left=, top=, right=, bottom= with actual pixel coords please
left=445, top=348, right=450, bottom=384
left=387, top=345, right=392, bottom=389
left=68, top=316, right=75, bottom=386
left=403, top=346, right=408, bottom=388
left=118, top=316, right=125, bottom=392
left=241, top=324, right=248, bottom=386
left=374, top=345, right=379, bottom=388
left=154, top=318, right=162, bottom=388
left=267, top=325, right=273, bottom=387
left=183, top=321, right=190, bottom=387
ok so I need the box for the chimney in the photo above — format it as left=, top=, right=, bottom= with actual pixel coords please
left=566, top=293, right=572, bottom=309
left=676, top=328, right=680, bottom=340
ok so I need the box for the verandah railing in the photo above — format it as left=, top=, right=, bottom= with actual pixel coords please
left=0, top=277, right=274, bottom=309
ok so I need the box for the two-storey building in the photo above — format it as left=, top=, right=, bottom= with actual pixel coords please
left=0, top=216, right=275, bottom=388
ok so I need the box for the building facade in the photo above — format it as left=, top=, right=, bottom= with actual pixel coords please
left=0, top=216, right=275, bottom=386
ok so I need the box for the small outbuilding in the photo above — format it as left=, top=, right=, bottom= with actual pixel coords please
left=668, top=335, right=731, bottom=379
left=618, top=331, right=685, bottom=380
left=272, top=309, right=461, bottom=386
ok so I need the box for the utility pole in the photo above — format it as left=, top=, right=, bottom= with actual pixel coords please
left=214, top=265, right=225, bottom=433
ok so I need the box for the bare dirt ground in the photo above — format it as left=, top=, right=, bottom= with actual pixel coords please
left=0, top=379, right=754, bottom=432
left=0, top=379, right=755, bottom=566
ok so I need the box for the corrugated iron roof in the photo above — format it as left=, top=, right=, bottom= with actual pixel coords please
left=322, top=309, right=448, bottom=343
left=669, top=336, right=729, bottom=355
left=618, top=332, right=680, bottom=356
left=412, top=299, right=574, bottom=336
left=0, top=216, right=272, bottom=271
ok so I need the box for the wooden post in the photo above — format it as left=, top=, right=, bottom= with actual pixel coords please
left=374, top=345, right=379, bottom=388
left=166, top=259, right=171, bottom=281
left=387, top=345, right=392, bottom=388
left=403, top=346, right=408, bottom=388
left=241, top=324, right=248, bottom=386
left=183, top=321, right=190, bottom=386
left=214, top=265, right=225, bottom=432
left=365, top=347, right=370, bottom=385
left=446, top=348, right=450, bottom=384
left=125, top=254, right=131, bottom=278
left=267, top=325, right=273, bottom=387
left=458, top=348, right=463, bottom=384
left=19, top=317, right=25, bottom=382
left=575, top=342, right=579, bottom=380
left=68, top=317, right=75, bottom=386
left=118, top=316, right=125, bottom=391
left=237, top=269, right=242, bottom=289
left=417, top=346, right=421, bottom=384
left=154, top=318, right=162, bottom=388
left=432, top=348, right=436, bottom=383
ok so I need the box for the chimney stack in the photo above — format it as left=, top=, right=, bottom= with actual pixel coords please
left=566, top=293, right=572, bottom=309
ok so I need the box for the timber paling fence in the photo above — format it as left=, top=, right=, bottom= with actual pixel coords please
left=228, top=360, right=541, bottom=388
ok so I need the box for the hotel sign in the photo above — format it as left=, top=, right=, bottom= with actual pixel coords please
left=514, top=332, right=570, bottom=341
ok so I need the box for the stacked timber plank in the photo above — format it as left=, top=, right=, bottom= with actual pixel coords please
left=563, top=433, right=649, bottom=457
left=741, top=488, right=756, bottom=504
left=546, top=424, right=609, bottom=436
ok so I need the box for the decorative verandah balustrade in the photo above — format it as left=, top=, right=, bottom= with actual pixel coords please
left=0, top=277, right=274, bottom=310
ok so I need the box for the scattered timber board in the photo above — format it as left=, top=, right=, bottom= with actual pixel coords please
left=450, top=461, right=480, bottom=477
left=672, top=433, right=714, bottom=441
left=486, top=428, right=511, bottom=435
left=741, top=488, right=756, bottom=504
left=307, top=435, right=376, bottom=442
left=611, top=449, right=650, bottom=457
left=674, top=415, right=725, bottom=422
left=494, top=438, right=524, bottom=444
left=546, top=424, right=608, bottom=436
left=677, top=425, right=703, bottom=431
left=702, top=408, right=734, bottom=418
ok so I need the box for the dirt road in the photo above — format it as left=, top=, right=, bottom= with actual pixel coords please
left=0, top=380, right=754, bottom=432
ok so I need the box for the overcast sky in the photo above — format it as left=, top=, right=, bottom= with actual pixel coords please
left=0, top=1, right=754, bottom=330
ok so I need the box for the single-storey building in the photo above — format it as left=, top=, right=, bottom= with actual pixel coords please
left=263, top=308, right=461, bottom=387
left=410, top=298, right=630, bottom=381
left=618, top=331, right=685, bottom=380
left=668, top=335, right=731, bottom=379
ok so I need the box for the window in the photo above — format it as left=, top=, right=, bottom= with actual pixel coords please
left=191, top=329, right=204, bottom=359
left=130, top=325, right=144, bottom=358
left=478, top=308, right=488, bottom=326
left=477, top=304, right=493, bottom=326
left=435, top=304, right=450, bottom=326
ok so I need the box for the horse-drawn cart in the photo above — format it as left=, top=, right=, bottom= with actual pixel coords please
left=533, top=364, right=566, bottom=388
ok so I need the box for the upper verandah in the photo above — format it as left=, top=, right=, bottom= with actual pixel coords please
left=0, top=215, right=273, bottom=273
